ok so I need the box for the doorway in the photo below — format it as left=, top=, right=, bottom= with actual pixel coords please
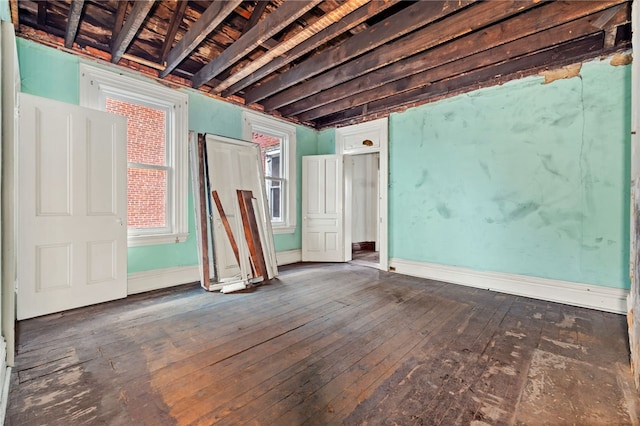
left=346, top=152, right=380, bottom=268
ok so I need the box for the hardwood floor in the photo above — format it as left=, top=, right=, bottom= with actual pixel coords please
left=6, top=263, right=640, bottom=425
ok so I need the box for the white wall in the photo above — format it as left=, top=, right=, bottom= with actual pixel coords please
left=351, top=153, right=378, bottom=245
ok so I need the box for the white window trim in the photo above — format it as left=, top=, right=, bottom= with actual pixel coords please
left=242, top=110, right=296, bottom=234
left=79, top=63, right=189, bottom=246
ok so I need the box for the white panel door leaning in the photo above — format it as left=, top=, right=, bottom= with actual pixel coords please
left=17, top=93, right=128, bottom=320
left=302, top=155, right=345, bottom=262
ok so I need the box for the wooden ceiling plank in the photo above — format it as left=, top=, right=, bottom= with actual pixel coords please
left=222, top=0, right=400, bottom=97
left=64, top=0, right=85, bottom=48
left=242, top=1, right=269, bottom=35
left=245, top=0, right=475, bottom=106
left=287, top=0, right=628, bottom=119
left=318, top=33, right=606, bottom=128
left=212, top=0, right=371, bottom=94
left=160, top=0, right=243, bottom=78
left=160, top=0, right=189, bottom=62
left=111, top=0, right=155, bottom=63
left=37, top=1, right=47, bottom=26
left=265, top=0, right=544, bottom=112
left=192, top=0, right=323, bottom=88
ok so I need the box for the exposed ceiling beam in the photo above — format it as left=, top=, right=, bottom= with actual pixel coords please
left=222, top=0, right=400, bottom=97
left=212, top=0, right=371, bottom=94
left=242, top=1, right=269, bottom=35
left=9, top=0, right=18, bottom=27
left=299, top=4, right=629, bottom=123
left=159, top=0, right=243, bottom=78
left=160, top=0, right=189, bottom=62
left=111, top=0, right=155, bottom=64
left=111, top=1, right=128, bottom=47
left=264, top=0, right=539, bottom=112
left=37, top=1, right=47, bottom=26
left=192, top=0, right=324, bottom=88
left=318, top=33, right=605, bottom=128
left=285, top=0, right=626, bottom=119
left=244, top=0, right=475, bottom=106
left=64, top=0, right=85, bottom=48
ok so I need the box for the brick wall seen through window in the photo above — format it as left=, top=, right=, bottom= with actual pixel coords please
left=106, top=98, right=167, bottom=229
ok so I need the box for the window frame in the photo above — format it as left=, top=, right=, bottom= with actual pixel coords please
left=79, top=63, right=189, bottom=246
left=242, top=111, right=296, bottom=234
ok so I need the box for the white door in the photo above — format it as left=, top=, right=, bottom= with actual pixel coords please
left=302, top=155, right=345, bottom=262
left=17, top=93, right=128, bottom=320
left=205, top=134, right=277, bottom=284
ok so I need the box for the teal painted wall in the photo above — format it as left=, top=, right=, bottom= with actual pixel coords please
left=17, top=38, right=79, bottom=104
left=317, top=128, right=336, bottom=154
left=16, top=38, right=319, bottom=273
left=389, top=58, right=631, bottom=289
left=0, top=0, right=10, bottom=22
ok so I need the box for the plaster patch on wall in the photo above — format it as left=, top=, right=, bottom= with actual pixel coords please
left=540, top=63, right=582, bottom=84
left=610, top=52, right=632, bottom=67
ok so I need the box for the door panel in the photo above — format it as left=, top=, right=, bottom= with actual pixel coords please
left=205, top=134, right=277, bottom=284
left=17, top=93, right=127, bottom=320
left=302, top=155, right=345, bottom=262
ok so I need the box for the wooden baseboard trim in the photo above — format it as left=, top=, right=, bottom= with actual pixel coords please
left=390, top=258, right=628, bottom=314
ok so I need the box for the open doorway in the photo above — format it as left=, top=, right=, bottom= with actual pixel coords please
left=348, top=152, right=380, bottom=268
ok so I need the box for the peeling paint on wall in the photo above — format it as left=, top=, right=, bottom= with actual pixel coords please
left=610, top=52, right=632, bottom=67
left=540, top=63, right=582, bottom=84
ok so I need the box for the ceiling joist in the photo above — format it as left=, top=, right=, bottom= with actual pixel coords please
left=160, top=0, right=189, bottom=62
left=222, top=0, right=400, bottom=97
left=244, top=0, right=475, bottom=106
left=285, top=0, right=627, bottom=119
left=192, top=0, right=324, bottom=88
left=300, top=4, right=629, bottom=123
left=159, top=0, right=243, bottom=78
left=212, top=0, right=371, bottom=94
left=64, top=0, right=85, bottom=48
left=319, top=33, right=606, bottom=128
left=269, top=0, right=540, bottom=113
left=111, top=0, right=155, bottom=64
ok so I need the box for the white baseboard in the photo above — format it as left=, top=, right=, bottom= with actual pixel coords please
left=128, top=250, right=302, bottom=295
left=276, top=249, right=302, bottom=266
left=128, top=266, right=200, bottom=295
left=390, top=258, right=628, bottom=314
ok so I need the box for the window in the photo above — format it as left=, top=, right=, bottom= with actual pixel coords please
left=79, top=64, right=189, bottom=246
left=243, top=111, right=296, bottom=234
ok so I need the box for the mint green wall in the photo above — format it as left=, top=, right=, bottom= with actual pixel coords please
left=317, top=128, right=336, bottom=154
left=17, top=39, right=79, bottom=104
left=0, top=0, right=10, bottom=22
left=16, top=38, right=319, bottom=274
left=389, top=58, right=631, bottom=289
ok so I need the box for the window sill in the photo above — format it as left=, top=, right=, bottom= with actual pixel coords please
left=272, top=225, right=296, bottom=235
left=128, top=233, right=189, bottom=247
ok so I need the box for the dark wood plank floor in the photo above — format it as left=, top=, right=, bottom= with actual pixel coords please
left=6, top=263, right=640, bottom=425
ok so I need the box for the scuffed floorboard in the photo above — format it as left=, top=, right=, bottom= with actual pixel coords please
left=5, top=263, right=640, bottom=425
